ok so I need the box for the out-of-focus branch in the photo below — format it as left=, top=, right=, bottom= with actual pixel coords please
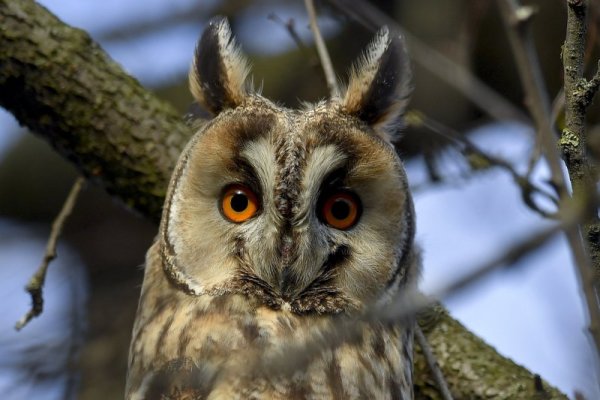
left=14, top=177, right=85, bottom=331
left=497, top=0, right=600, bottom=366
left=268, top=14, right=309, bottom=53
left=97, top=0, right=251, bottom=42
left=324, top=0, right=530, bottom=123
left=496, top=1, right=567, bottom=194
left=414, top=325, right=454, bottom=400
left=406, top=110, right=560, bottom=218
left=304, top=0, right=340, bottom=96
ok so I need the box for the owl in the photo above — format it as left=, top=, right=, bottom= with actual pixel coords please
left=126, top=17, right=417, bottom=400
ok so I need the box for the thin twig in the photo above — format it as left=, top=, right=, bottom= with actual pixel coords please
left=407, top=110, right=559, bottom=218
left=324, top=0, right=530, bottom=123
left=415, top=324, right=454, bottom=400
left=304, top=0, right=340, bottom=97
left=268, top=13, right=324, bottom=77
left=268, top=14, right=308, bottom=52
left=15, top=176, right=86, bottom=331
left=496, top=1, right=566, bottom=192
left=580, top=60, right=600, bottom=107
left=535, top=87, right=566, bottom=178
left=498, top=0, right=600, bottom=371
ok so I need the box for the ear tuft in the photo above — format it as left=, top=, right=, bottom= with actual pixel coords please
left=341, top=27, right=412, bottom=143
left=189, top=17, right=251, bottom=115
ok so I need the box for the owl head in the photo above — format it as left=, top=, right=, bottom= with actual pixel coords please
left=159, top=18, right=416, bottom=315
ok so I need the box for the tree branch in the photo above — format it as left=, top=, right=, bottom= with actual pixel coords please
left=415, top=325, right=454, bottom=400
left=406, top=110, right=560, bottom=219
left=304, top=0, right=340, bottom=96
left=0, top=0, right=190, bottom=221
left=562, top=0, right=600, bottom=362
left=14, top=176, right=85, bottom=331
left=0, top=0, right=567, bottom=398
left=324, top=0, right=530, bottom=123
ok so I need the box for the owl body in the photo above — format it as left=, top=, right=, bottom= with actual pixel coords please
left=127, top=19, right=417, bottom=400
left=128, top=242, right=415, bottom=400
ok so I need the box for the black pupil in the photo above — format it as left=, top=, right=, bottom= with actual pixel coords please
left=230, top=192, right=249, bottom=212
left=331, top=198, right=351, bottom=220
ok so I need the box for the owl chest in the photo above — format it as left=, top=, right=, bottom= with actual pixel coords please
left=133, top=294, right=413, bottom=399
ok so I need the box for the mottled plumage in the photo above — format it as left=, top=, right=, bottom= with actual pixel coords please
left=126, top=18, right=417, bottom=400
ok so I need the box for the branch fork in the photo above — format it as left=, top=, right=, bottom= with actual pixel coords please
left=574, top=60, right=600, bottom=108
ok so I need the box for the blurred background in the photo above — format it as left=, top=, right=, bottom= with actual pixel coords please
left=0, top=0, right=599, bottom=398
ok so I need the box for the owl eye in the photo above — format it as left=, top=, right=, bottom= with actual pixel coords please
left=320, top=191, right=361, bottom=230
left=220, top=184, right=259, bottom=223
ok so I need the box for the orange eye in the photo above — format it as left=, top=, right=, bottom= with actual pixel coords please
left=320, top=191, right=361, bottom=230
left=220, top=184, right=259, bottom=223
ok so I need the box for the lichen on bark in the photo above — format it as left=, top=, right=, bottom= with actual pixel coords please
left=562, top=0, right=600, bottom=346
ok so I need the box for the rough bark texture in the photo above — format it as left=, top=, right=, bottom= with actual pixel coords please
left=415, top=309, right=565, bottom=399
left=0, top=0, right=567, bottom=398
left=561, top=0, right=600, bottom=345
left=0, top=0, right=190, bottom=220
left=563, top=0, right=600, bottom=271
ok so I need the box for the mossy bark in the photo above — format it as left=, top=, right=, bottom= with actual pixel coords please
left=414, top=309, right=565, bottom=399
left=0, top=0, right=567, bottom=398
left=0, top=0, right=190, bottom=220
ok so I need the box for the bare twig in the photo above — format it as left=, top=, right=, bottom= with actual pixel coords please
left=496, top=1, right=566, bottom=194
left=579, top=60, right=600, bottom=108
left=415, top=324, right=454, bottom=400
left=324, top=0, right=530, bottom=123
left=14, top=176, right=86, bottom=331
left=537, top=87, right=565, bottom=182
left=407, top=110, right=559, bottom=218
left=268, top=14, right=308, bottom=52
left=303, top=0, right=340, bottom=97
left=497, top=0, right=600, bottom=368
left=268, top=13, right=325, bottom=79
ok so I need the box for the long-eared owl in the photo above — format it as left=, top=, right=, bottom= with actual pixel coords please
left=126, top=17, right=418, bottom=400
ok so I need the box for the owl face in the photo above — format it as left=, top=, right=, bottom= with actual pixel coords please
left=160, top=19, right=415, bottom=315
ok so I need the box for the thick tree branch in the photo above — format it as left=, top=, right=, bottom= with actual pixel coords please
left=0, top=0, right=190, bottom=221
left=0, top=0, right=567, bottom=398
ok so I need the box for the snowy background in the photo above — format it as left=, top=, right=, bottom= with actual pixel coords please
left=0, top=0, right=597, bottom=398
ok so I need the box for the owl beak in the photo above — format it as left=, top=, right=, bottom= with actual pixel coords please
left=272, top=230, right=345, bottom=303
left=277, top=234, right=299, bottom=300
left=279, top=267, right=296, bottom=301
